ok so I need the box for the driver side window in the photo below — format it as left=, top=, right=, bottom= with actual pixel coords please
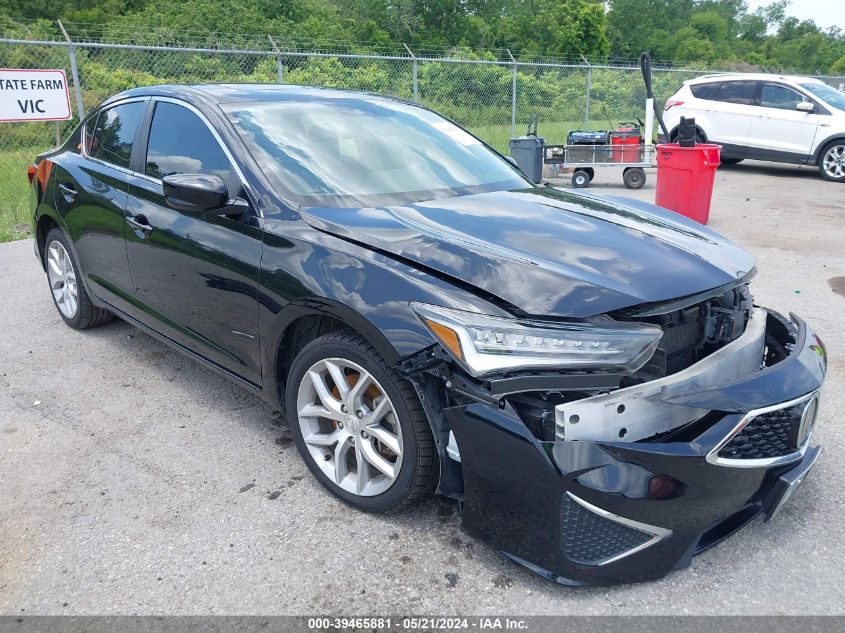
left=145, top=101, right=239, bottom=193
left=760, top=84, right=807, bottom=110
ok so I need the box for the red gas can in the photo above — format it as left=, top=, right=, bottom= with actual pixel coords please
left=655, top=143, right=721, bottom=224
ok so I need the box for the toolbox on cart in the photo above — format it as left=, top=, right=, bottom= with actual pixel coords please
left=610, top=123, right=643, bottom=163
left=567, top=131, right=609, bottom=145
left=566, top=131, right=611, bottom=162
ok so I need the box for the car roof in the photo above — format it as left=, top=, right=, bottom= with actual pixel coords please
left=688, top=73, right=824, bottom=85
left=100, top=83, right=408, bottom=111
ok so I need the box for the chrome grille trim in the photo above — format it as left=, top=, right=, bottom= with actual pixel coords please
left=564, top=492, right=673, bottom=566
left=705, top=391, right=819, bottom=469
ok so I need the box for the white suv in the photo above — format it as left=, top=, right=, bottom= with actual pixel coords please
left=662, top=73, right=845, bottom=182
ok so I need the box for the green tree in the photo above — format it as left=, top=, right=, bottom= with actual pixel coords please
left=517, top=0, right=609, bottom=60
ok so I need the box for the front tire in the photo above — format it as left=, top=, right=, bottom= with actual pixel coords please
left=44, top=227, right=114, bottom=330
left=286, top=330, right=435, bottom=512
left=571, top=170, right=590, bottom=188
left=819, top=142, right=845, bottom=182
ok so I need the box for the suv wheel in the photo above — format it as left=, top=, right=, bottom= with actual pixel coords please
left=44, top=227, right=114, bottom=329
left=819, top=142, right=845, bottom=182
left=286, top=330, right=435, bottom=512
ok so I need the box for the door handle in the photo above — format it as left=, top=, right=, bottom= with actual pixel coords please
left=58, top=183, right=78, bottom=201
left=126, top=213, right=154, bottom=238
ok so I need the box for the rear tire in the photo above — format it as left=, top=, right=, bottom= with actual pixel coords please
left=818, top=141, right=845, bottom=182
left=623, top=167, right=646, bottom=189
left=286, top=330, right=435, bottom=513
left=44, top=227, right=114, bottom=330
left=721, top=157, right=743, bottom=165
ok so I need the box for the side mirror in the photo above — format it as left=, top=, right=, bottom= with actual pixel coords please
left=163, top=173, right=228, bottom=213
left=797, top=101, right=815, bottom=113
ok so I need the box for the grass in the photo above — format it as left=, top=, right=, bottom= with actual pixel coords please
left=0, top=147, right=41, bottom=243
left=468, top=119, right=616, bottom=153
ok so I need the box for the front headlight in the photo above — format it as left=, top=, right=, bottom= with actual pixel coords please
left=411, top=302, right=662, bottom=377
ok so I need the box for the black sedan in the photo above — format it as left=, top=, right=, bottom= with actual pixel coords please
left=28, top=84, right=827, bottom=585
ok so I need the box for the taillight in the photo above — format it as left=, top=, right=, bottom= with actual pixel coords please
left=27, top=165, right=37, bottom=184
left=34, top=159, right=53, bottom=194
left=664, top=100, right=685, bottom=111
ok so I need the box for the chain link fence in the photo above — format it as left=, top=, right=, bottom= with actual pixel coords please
left=2, top=29, right=844, bottom=241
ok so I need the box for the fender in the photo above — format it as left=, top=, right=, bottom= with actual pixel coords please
left=33, top=201, right=120, bottom=318
left=811, top=133, right=845, bottom=165
left=256, top=219, right=505, bottom=408
left=258, top=295, right=407, bottom=408
left=32, top=178, right=113, bottom=311
left=33, top=205, right=66, bottom=270
left=32, top=158, right=69, bottom=270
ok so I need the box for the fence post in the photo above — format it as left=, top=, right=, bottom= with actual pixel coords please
left=403, top=44, right=417, bottom=102
left=507, top=49, right=516, bottom=138
left=268, top=35, right=284, bottom=83
left=580, top=55, right=591, bottom=127
left=58, top=21, right=85, bottom=120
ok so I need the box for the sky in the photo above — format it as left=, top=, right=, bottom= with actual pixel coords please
left=744, top=0, right=845, bottom=31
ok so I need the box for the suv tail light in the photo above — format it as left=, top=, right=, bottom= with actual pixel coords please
left=27, top=165, right=37, bottom=184
left=664, top=100, right=685, bottom=111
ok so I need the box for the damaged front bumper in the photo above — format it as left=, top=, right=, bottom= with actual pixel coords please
left=440, top=308, right=827, bottom=585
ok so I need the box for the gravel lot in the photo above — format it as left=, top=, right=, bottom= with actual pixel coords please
left=1, top=160, right=844, bottom=615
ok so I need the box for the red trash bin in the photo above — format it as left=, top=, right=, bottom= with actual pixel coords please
left=655, top=143, right=721, bottom=224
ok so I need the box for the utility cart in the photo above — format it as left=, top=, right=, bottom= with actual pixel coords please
left=543, top=139, right=657, bottom=190
left=539, top=122, right=655, bottom=189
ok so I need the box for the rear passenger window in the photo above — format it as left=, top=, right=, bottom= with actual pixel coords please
left=714, top=81, right=757, bottom=105
left=760, top=84, right=805, bottom=110
left=690, top=82, right=720, bottom=100
left=145, top=102, right=232, bottom=186
left=88, top=102, right=146, bottom=169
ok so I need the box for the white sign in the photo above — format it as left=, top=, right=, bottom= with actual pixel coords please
left=0, top=69, right=72, bottom=122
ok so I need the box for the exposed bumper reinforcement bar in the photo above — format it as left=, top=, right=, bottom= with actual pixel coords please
left=555, top=307, right=767, bottom=442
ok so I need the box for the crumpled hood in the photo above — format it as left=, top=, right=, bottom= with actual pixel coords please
left=299, top=187, right=756, bottom=318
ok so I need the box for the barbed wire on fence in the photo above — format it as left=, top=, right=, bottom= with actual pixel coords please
left=4, top=18, right=845, bottom=75
left=1, top=20, right=844, bottom=239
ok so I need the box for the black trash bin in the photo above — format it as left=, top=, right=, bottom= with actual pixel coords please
left=509, top=135, right=545, bottom=183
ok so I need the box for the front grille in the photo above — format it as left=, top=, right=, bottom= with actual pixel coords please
left=560, top=495, right=652, bottom=565
left=717, top=403, right=804, bottom=461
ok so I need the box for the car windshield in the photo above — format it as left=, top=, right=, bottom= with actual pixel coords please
left=223, top=98, right=528, bottom=207
left=799, top=82, right=845, bottom=111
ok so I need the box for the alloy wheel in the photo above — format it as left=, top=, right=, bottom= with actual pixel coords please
left=47, top=240, right=79, bottom=319
left=296, top=358, right=403, bottom=497
left=822, top=144, right=845, bottom=179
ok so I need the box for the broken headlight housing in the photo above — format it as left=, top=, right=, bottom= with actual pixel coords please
left=411, top=303, right=663, bottom=377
